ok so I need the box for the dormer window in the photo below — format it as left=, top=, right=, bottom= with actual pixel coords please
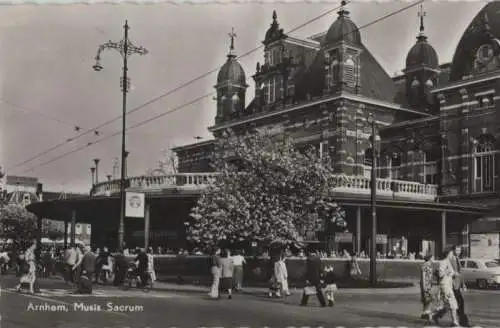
left=411, top=78, right=420, bottom=87
left=426, top=79, right=433, bottom=87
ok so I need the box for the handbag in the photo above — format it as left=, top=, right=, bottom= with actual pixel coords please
left=304, top=286, right=317, bottom=296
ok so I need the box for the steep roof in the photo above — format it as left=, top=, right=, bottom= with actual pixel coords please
left=303, top=43, right=396, bottom=102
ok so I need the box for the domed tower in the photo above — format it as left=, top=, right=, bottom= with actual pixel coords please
left=215, top=28, right=248, bottom=124
left=321, top=1, right=362, bottom=95
left=403, top=4, right=439, bottom=112
left=449, top=2, right=500, bottom=82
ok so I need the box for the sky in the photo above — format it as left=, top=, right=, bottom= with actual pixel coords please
left=0, top=0, right=487, bottom=193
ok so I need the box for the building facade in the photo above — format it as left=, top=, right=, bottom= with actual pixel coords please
left=170, top=2, right=500, bottom=256
left=30, top=3, right=500, bottom=256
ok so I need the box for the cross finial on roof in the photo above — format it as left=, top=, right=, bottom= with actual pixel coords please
left=228, top=27, right=237, bottom=58
left=418, top=4, right=426, bottom=33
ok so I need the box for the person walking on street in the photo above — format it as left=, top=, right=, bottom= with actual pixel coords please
left=420, top=254, right=439, bottom=322
left=64, top=246, right=77, bottom=284
left=134, top=248, right=149, bottom=287
left=15, top=241, right=37, bottom=294
left=76, top=246, right=96, bottom=294
left=450, top=245, right=470, bottom=327
left=146, top=248, right=156, bottom=283
left=300, top=249, right=326, bottom=307
left=219, top=249, right=234, bottom=299
left=434, top=248, right=460, bottom=327
left=209, top=247, right=222, bottom=299
left=274, top=254, right=290, bottom=297
left=113, top=250, right=128, bottom=286
left=231, top=250, right=245, bottom=291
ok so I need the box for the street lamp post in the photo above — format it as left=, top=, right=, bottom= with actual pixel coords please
left=93, top=158, right=100, bottom=184
left=368, top=116, right=380, bottom=286
left=93, top=20, right=148, bottom=251
left=90, top=167, right=96, bottom=186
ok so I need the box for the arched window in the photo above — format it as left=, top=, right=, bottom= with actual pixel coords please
left=231, top=93, right=239, bottom=114
left=426, top=79, right=434, bottom=88
left=390, top=153, right=402, bottom=180
left=474, top=141, right=496, bottom=192
left=411, top=78, right=420, bottom=87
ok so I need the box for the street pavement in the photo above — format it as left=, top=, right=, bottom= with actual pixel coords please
left=1, top=276, right=499, bottom=328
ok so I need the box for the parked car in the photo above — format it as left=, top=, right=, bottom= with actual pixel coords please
left=459, top=259, right=500, bottom=289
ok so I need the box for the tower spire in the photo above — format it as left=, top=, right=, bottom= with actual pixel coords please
left=417, top=4, right=427, bottom=40
left=338, top=0, right=349, bottom=17
left=228, top=27, right=237, bottom=58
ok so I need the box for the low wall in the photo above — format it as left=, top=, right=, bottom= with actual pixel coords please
left=127, top=255, right=422, bottom=284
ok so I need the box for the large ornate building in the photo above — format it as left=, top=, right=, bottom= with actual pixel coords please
left=30, top=2, right=500, bottom=258
left=173, top=2, right=500, bottom=256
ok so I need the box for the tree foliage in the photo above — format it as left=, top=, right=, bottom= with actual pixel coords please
left=186, top=130, right=346, bottom=250
left=0, top=204, right=38, bottom=248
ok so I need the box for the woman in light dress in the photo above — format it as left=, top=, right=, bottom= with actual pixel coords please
left=146, top=248, right=156, bottom=282
left=420, top=254, right=442, bottom=322
left=274, top=254, right=290, bottom=297
left=15, top=241, right=37, bottom=294
left=435, top=248, right=459, bottom=327
left=231, top=250, right=245, bottom=291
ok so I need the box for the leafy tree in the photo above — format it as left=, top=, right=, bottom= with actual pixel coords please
left=186, top=130, right=347, bottom=251
left=0, top=204, right=38, bottom=248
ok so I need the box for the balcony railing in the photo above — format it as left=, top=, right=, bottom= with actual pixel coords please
left=90, top=173, right=219, bottom=197
left=90, top=173, right=438, bottom=201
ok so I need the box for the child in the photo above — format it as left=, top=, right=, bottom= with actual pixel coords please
left=322, top=265, right=337, bottom=307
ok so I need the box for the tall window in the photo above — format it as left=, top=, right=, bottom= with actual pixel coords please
left=474, top=141, right=496, bottom=192
left=266, top=76, right=278, bottom=104
left=344, top=57, right=355, bottom=86
left=231, top=93, right=239, bottom=114
left=421, top=151, right=438, bottom=184
left=390, top=154, right=402, bottom=180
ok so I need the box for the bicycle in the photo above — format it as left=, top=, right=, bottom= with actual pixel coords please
left=122, top=263, right=153, bottom=292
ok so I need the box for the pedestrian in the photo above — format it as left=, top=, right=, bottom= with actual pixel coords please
left=450, top=245, right=470, bottom=327
left=219, top=249, right=234, bottom=299
left=300, top=249, right=326, bottom=307
left=15, top=241, right=37, bottom=294
left=348, top=253, right=361, bottom=279
left=231, top=250, right=245, bottom=291
left=76, top=246, right=96, bottom=294
left=420, top=253, right=438, bottom=322
left=146, top=247, right=156, bottom=282
left=134, top=247, right=149, bottom=287
left=113, top=250, right=128, bottom=286
left=433, top=248, right=459, bottom=327
left=274, top=254, right=290, bottom=297
left=208, top=247, right=222, bottom=299
left=322, top=265, right=337, bottom=307
left=71, top=246, right=84, bottom=284
left=64, top=246, right=78, bottom=284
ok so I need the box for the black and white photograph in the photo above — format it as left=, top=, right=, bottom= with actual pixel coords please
left=0, top=0, right=500, bottom=327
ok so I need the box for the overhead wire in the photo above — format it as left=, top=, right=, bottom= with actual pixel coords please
left=15, top=0, right=432, bottom=175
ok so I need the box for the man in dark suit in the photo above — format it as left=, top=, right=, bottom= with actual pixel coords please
left=134, top=248, right=149, bottom=287
left=450, top=245, right=470, bottom=327
left=300, top=249, right=326, bottom=307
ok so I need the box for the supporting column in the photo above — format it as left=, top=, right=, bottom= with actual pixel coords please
left=35, top=215, right=43, bottom=264
left=144, top=203, right=151, bottom=249
left=356, top=206, right=361, bottom=255
left=64, top=220, right=68, bottom=249
left=70, top=210, right=76, bottom=247
left=440, top=211, right=447, bottom=256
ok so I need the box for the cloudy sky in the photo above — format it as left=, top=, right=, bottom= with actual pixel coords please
left=0, top=0, right=486, bottom=193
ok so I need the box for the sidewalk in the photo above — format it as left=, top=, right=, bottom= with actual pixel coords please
left=37, top=274, right=419, bottom=295
left=151, top=280, right=420, bottom=295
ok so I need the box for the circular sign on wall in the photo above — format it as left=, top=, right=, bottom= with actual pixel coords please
left=128, top=195, right=142, bottom=208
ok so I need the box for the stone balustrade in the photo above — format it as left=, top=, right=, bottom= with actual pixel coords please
left=90, top=173, right=219, bottom=197
left=90, top=172, right=438, bottom=201
left=331, top=174, right=438, bottom=201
